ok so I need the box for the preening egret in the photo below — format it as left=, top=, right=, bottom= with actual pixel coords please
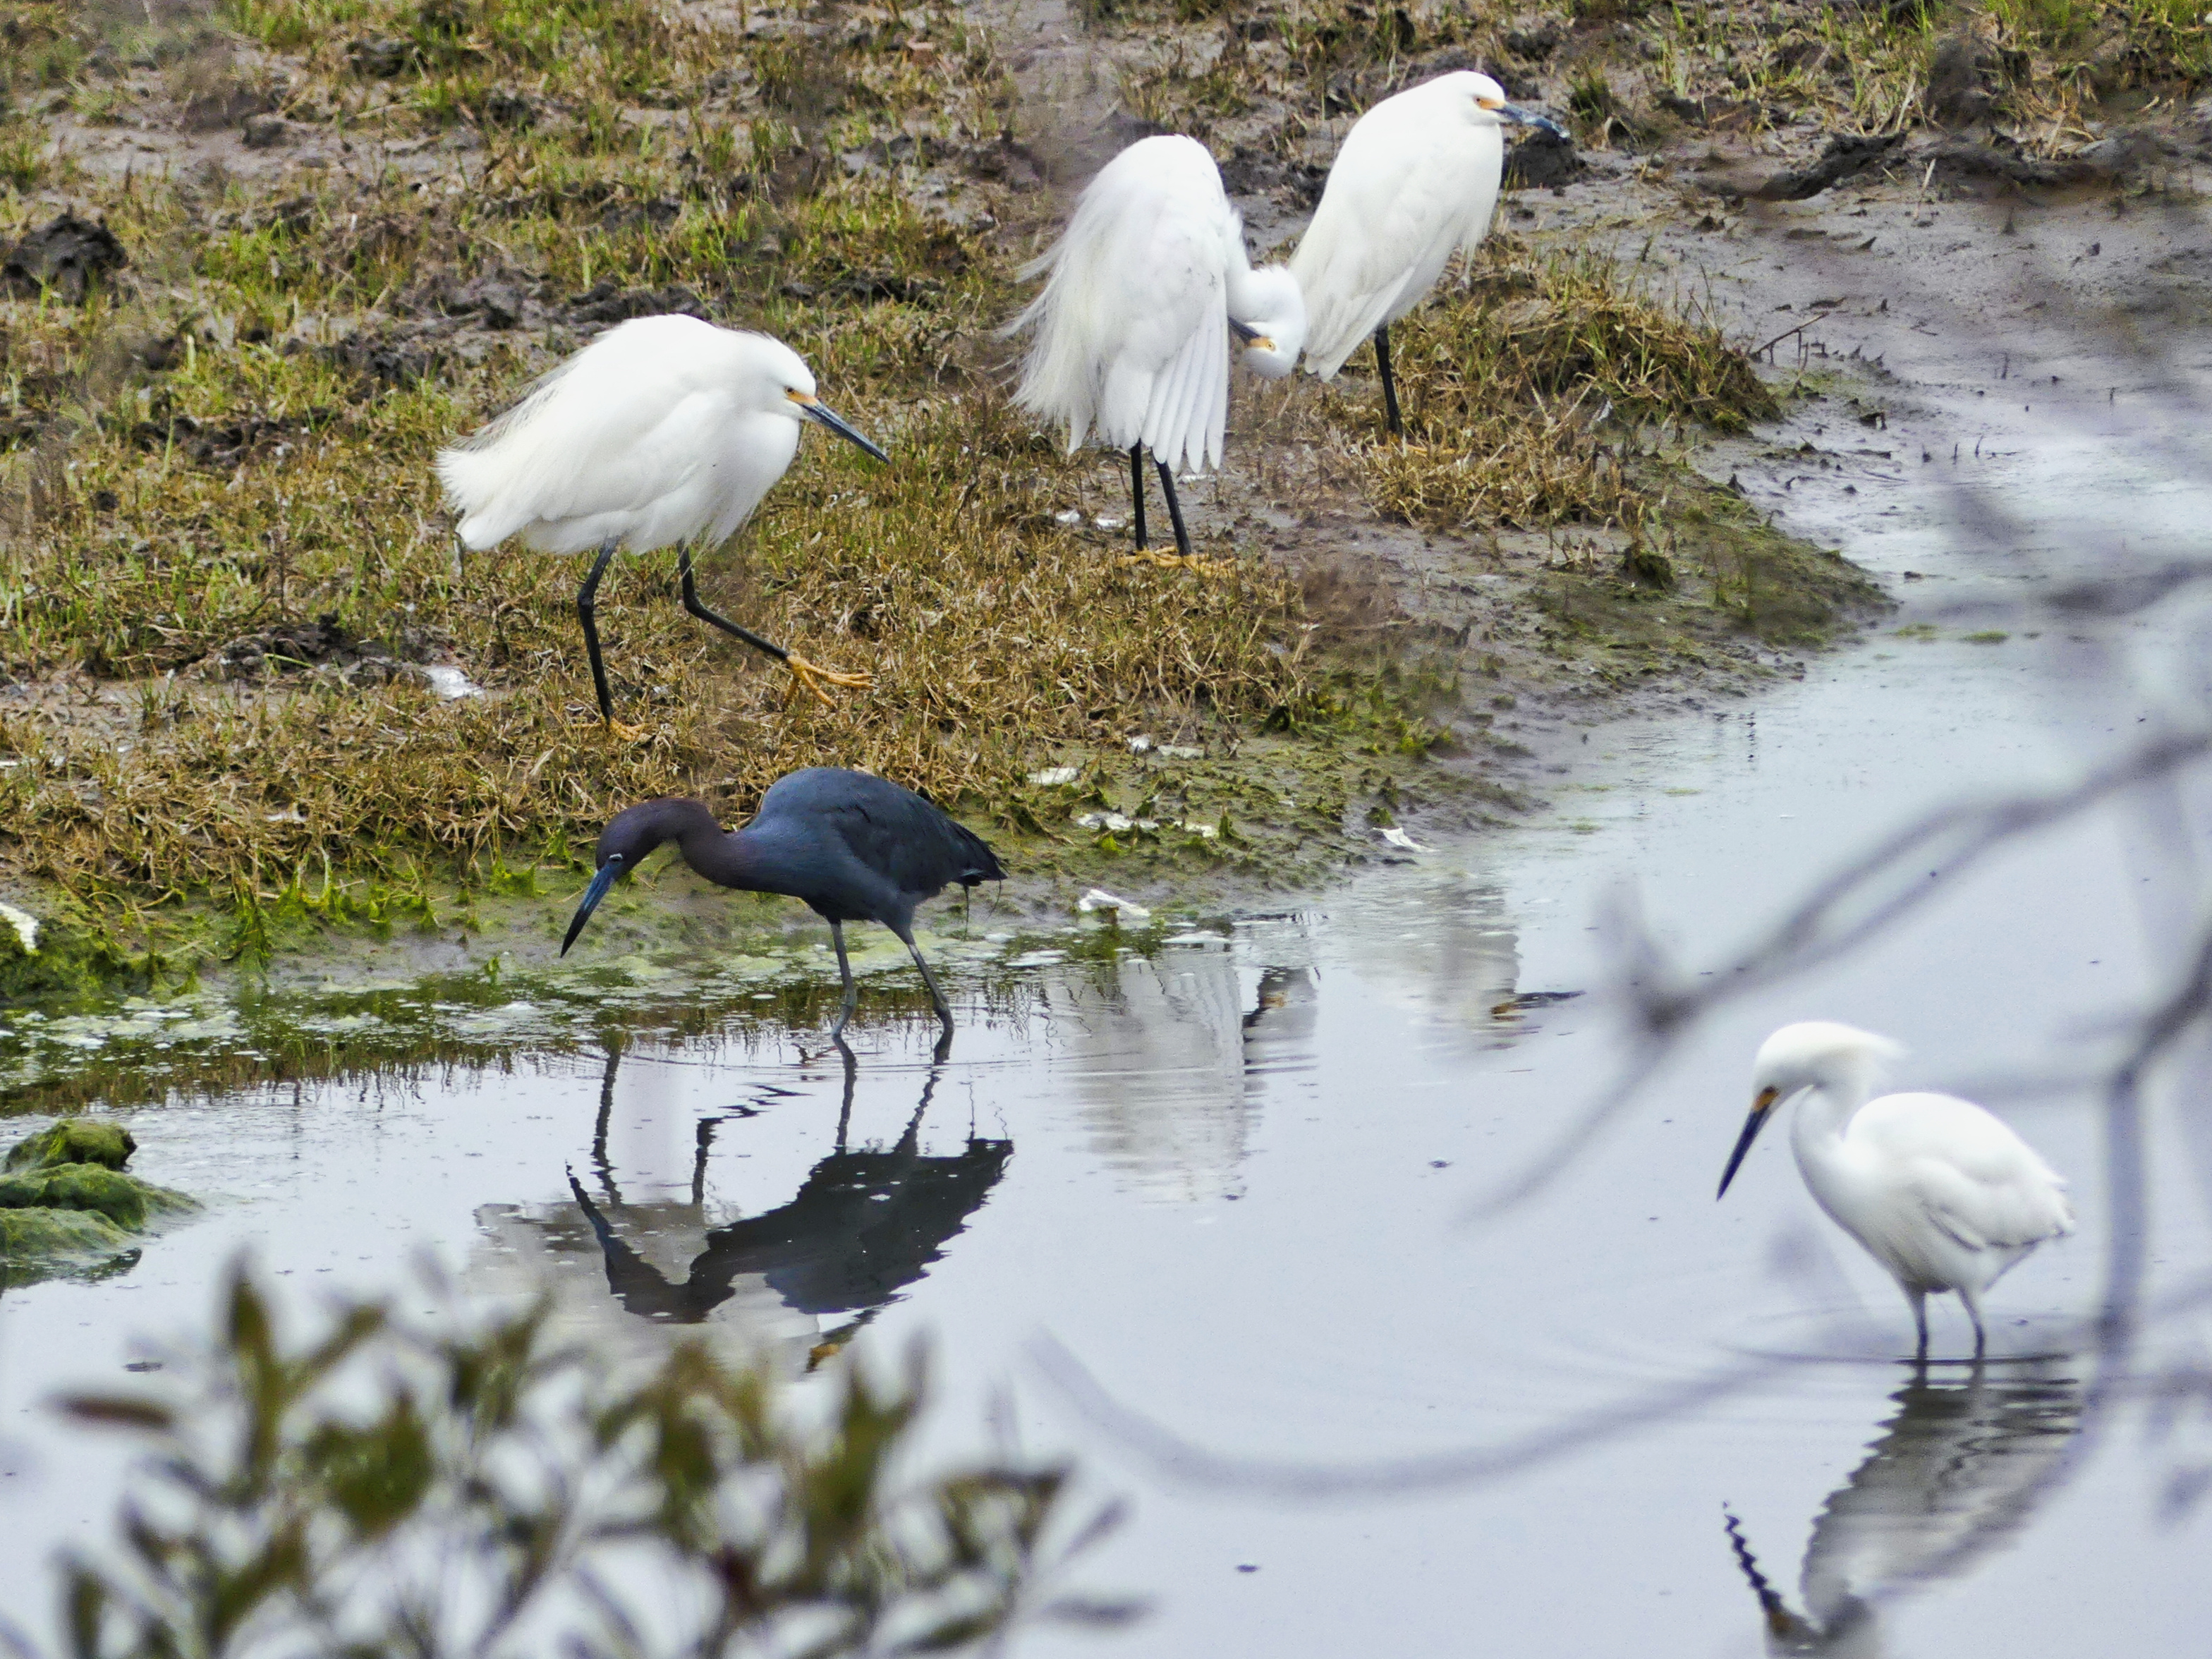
left=1290, top=71, right=1565, bottom=436
left=1011, top=134, right=1306, bottom=565
left=561, top=767, right=1005, bottom=1050
left=1717, top=1021, right=2074, bottom=1357
left=437, top=315, right=886, bottom=729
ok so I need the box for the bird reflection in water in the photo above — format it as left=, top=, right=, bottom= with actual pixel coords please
left=1725, top=1358, right=2086, bottom=1655
left=567, top=1056, right=1010, bottom=1368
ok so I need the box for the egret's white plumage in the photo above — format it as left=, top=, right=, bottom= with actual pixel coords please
left=1011, top=135, right=1304, bottom=542
left=1719, top=1021, right=2074, bottom=1356
left=436, top=315, right=884, bottom=722
left=1291, top=71, right=1558, bottom=392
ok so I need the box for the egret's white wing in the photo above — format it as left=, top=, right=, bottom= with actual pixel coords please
left=1291, top=112, right=1483, bottom=377
left=1011, top=135, right=1234, bottom=468
left=439, top=317, right=739, bottom=551
left=1856, top=1092, right=2075, bottom=1251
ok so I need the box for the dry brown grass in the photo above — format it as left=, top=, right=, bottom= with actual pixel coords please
left=1342, top=243, right=1775, bottom=531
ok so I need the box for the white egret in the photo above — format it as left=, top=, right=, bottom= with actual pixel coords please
left=436, top=315, right=886, bottom=730
left=1010, top=133, right=1306, bottom=566
left=1290, top=71, right=1564, bottom=436
left=1717, top=1021, right=2074, bottom=1358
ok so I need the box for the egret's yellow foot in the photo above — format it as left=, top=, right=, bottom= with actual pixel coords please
left=784, top=653, right=871, bottom=709
left=600, top=718, right=648, bottom=742
left=1119, top=550, right=1236, bottom=577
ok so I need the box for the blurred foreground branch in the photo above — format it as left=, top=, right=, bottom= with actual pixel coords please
left=7, top=1263, right=1134, bottom=1659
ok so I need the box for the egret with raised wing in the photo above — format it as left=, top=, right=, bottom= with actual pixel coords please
left=1291, top=72, right=1564, bottom=436
left=437, top=315, right=885, bottom=730
left=1717, top=1021, right=2074, bottom=1358
left=560, top=767, right=1004, bottom=1052
left=1011, top=133, right=1305, bottom=566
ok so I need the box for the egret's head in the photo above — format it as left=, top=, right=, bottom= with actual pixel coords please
left=748, top=333, right=890, bottom=463
left=1450, top=71, right=1569, bottom=140
left=1231, top=267, right=1307, bottom=379
left=1718, top=1021, right=1904, bottom=1200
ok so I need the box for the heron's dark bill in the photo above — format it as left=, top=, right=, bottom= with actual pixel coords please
left=1715, top=1086, right=1781, bottom=1201
left=794, top=395, right=891, bottom=464
left=560, top=854, right=626, bottom=956
left=1229, top=316, right=1260, bottom=344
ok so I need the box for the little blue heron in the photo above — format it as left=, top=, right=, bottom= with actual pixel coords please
left=436, top=315, right=886, bottom=732
left=1010, top=134, right=1306, bottom=565
left=1291, top=72, right=1565, bottom=437
left=561, top=767, right=1005, bottom=1047
left=1718, top=1021, right=2074, bottom=1359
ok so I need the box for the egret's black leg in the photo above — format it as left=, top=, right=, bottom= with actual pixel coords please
left=1908, top=1288, right=1929, bottom=1360
left=1154, top=459, right=1193, bottom=559
left=678, top=545, right=868, bottom=706
left=1374, top=324, right=1402, bottom=438
left=897, top=927, right=956, bottom=1043
left=577, top=538, right=621, bottom=724
left=1130, top=444, right=1149, bottom=551
left=827, top=919, right=858, bottom=1043
left=678, top=545, right=791, bottom=666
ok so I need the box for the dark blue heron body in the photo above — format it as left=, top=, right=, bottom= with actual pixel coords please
left=561, top=767, right=1004, bottom=1044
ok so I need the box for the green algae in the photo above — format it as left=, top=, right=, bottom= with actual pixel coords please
left=5, top=1116, right=137, bottom=1172
left=0, top=1117, right=201, bottom=1285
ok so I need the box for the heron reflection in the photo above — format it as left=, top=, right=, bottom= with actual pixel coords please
left=566, top=1060, right=1009, bottom=1359
left=1726, top=1358, right=2086, bottom=1655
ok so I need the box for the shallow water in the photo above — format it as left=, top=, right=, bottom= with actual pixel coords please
left=7, top=341, right=2212, bottom=1656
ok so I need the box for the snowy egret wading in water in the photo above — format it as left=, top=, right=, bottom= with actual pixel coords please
left=1011, top=134, right=1305, bottom=566
left=1291, top=72, right=1564, bottom=436
left=437, top=316, right=885, bottom=729
left=1718, top=1021, right=2074, bottom=1358
left=561, top=767, right=1004, bottom=1051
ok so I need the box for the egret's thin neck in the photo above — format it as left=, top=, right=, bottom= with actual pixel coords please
left=1789, top=1066, right=1878, bottom=1151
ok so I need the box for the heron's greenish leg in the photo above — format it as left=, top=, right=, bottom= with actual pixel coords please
left=897, top=927, right=955, bottom=1037
left=827, top=920, right=858, bottom=1040
left=577, top=538, right=621, bottom=723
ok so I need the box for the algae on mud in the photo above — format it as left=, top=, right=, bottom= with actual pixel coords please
left=0, top=1114, right=197, bottom=1284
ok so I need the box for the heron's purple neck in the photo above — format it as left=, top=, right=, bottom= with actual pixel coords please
left=619, top=797, right=779, bottom=893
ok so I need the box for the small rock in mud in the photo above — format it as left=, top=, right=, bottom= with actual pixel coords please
left=2, top=214, right=127, bottom=303
left=566, top=280, right=711, bottom=325
left=964, top=133, right=1044, bottom=190
left=1749, top=131, right=1905, bottom=200
left=1504, top=128, right=1584, bottom=190
left=1220, top=144, right=1328, bottom=205
left=320, top=324, right=446, bottom=389
left=1926, top=33, right=1998, bottom=127
left=444, top=274, right=528, bottom=329
left=482, top=89, right=536, bottom=128
left=131, top=408, right=330, bottom=468
left=206, top=613, right=411, bottom=683
left=179, top=81, right=277, bottom=133
left=347, top=36, right=415, bottom=78
left=242, top=114, right=307, bottom=150
left=599, top=197, right=681, bottom=234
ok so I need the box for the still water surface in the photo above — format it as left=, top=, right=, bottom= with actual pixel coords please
left=4, top=371, right=2212, bottom=1656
